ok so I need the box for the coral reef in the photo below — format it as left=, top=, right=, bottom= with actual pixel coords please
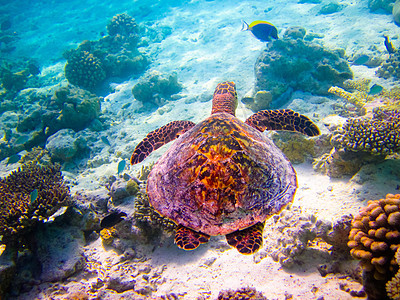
left=271, top=131, right=316, bottom=164
left=348, top=194, right=400, bottom=279
left=216, top=286, right=267, bottom=300
left=254, top=26, right=352, bottom=109
left=377, top=51, right=400, bottom=80
left=0, top=84, right=101, bottom=162
left=0, top=162, right=70, bottom=248
left=348, top=194, right=400, bottom=299
left=133, top=192, right=176, bottom=235
left=64, top=13, right=148, bottom=90
left=268, top=205, right=332, bottom=268
left=106, top=13, right=139, bottom=36
left=338, top=110, right=400, bottom=156
left=132, top=72, right=183, bottom=107
left=387, top=248, right=400, bottom=300
left=64, top=51, right=106, bottom=90
left=313, top=110, right=400, bottom=177
left=329, top=79, right=400, bottom=117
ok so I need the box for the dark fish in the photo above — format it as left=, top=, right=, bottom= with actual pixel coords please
left=28, top=63, right=40, bottom=75
left=384, top=35, right=396, bottom=54
left=1, top=19, right=11, bottom=31
left=30, top=189, right=38, bottom=204
left=352, top=54, right=369, bottom=65
left=100, top=212, right=127, bottom=228
left=101, top=136, right=111, bottom=146
left=6, top=154, right=21, bottom=165
left=369, top=84, right=383, bottom=95
left=117, top=159, right=126, bottom=175
left=242, top=20, right=278, bottom=42
left=14, top=135, right=29, bottom=145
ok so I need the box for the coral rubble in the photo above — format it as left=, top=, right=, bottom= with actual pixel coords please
left=216, top=286, right=267, bottom=300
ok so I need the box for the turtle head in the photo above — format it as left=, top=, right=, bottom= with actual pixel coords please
left=211, top=81, right=238, bottom=116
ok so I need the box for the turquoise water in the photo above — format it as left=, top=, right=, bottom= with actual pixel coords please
left=1, top=0, right=400, bottom=299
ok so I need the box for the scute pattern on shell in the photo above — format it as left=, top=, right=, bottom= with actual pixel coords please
left=146, top=113, right=297, bottom=236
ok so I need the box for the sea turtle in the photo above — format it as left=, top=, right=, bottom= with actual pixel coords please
left=131, top=81, right=319, bottom=254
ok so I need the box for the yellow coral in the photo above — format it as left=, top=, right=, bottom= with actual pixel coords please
left=328, top=86, right=367, bottom=107
left=344, top=78, right=371, bottom=93
left=100, top=227, right=118, bottom=245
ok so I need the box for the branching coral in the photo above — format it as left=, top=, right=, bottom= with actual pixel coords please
left=329, top=79, right=400, bottom=115
left=0, top=162, right=70, bottom=248
left=338, top=110, right=400, bottom=156
left=216, top=287, right=267, bottom=300
left=348, top=194, right=400, bottom=282
left=64, top=51, right=106, bottom=90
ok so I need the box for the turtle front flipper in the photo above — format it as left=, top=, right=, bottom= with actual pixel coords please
left=245, top=109, right=320, bottom=137
left=175, top=225, right=210, bottom=250
left=131, top=120, right=196, bottom=165
left=226, top=222, right=264, bottom=255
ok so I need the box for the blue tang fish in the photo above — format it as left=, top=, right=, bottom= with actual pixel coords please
left=242, top=20, right=279, bottom=42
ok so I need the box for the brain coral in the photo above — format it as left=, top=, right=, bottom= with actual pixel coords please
left=348, top=194, right=400, bottom=282
left=64, top=51, right=106, bottom=90
left=106, top=13, right=139, bottom=36
left=376, top=51, right=400, bottom=80
left=0, top=162, right=70, bottom=248
left=254, top=27, right=352, bottom=109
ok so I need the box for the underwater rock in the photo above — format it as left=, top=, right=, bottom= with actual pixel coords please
left=368, top=0, right=396, bottom=13
left=282, top=26, right=306, bottom=40
left=36, top=224, right=84, bottom=282
left=132, top=72, right=183, bottom=108
left=51, top=84, right=101, bottom=131
left=0, top=247, right=15, bottom=299
left=318, top=0, right=343, bottom=14
left=394, top=1, right=400, bottom=26
left=45, top=129, right=87, bottom=162
left=254, top=27, right=352, bottom=110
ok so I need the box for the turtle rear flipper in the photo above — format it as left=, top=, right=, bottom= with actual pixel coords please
left=226, top=222, right=264, bottom=254
left=130, top=120, right=196, bottom=165
left=245, top=109, right=320, bottom=137
left=175, top=225, right=210, bottom=250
